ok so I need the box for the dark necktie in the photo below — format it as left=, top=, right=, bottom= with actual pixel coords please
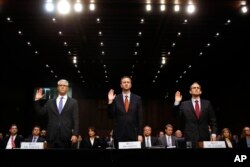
left=195, top=100, right=200, bottom=119
left=58, top=97, right=64, bottom=114
left=32, top=137, right=37, bottom=142
left=124, top=95, right=129, bottom=112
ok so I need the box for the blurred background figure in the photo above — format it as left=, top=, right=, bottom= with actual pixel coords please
left=1, top=124, right=24, bottom=149
left=142, top=125, right=159, bottom=148
left=220, top=128, right=237, bottom=148
left=238, top=126, right=250, bottom=148
left=81, top=126, right=105, bottom=149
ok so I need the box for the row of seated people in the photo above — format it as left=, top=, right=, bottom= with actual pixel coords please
left=1, top=124, right=250, bottom=149
left=77, top=125, right=250, bottom=149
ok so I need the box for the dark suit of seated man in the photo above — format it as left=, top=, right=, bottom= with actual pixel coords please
left=25, top=126, right=46, bottom=143
left=142, top=125, right=159, bottom=148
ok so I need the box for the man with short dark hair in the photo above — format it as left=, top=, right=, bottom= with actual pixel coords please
left=173, top=82, right=217, bottom=148
left=107, top=76, right=143, bottom=148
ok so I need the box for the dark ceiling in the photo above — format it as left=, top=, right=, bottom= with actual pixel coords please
left=0, top=0, right=249, bottom=99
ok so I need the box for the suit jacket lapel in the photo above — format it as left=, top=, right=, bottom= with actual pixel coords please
left=199, top=99, right=204, bottom=118
left=52, top=99, right=59, bottom=114
left=188, top=100, right=197, bottom=119
left=61, top=97, right=70, bottom=114
left=128, top=94, right=134, bottom=112
left=117, top=94, right=126, bottom=112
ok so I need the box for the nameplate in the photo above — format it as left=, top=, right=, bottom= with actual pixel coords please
left=20, top=142, right=44, bottom=149
left=119, top=141, right=141, bottom=149
left=203, top=141, right=226, bottom=148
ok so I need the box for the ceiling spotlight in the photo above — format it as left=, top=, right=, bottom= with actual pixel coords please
left=241, top=5, right=248, bottom=13
left=174, top=5, right=180, bottom=12
left=57, top=0, right=71, bottom=15
left=6, top=17, right=13, bottom=22
left=146, top=4, right=152, bottom=11
left=89, top=3, right=95, bottom=11
left=186, top=4, right=195, bottom=14
left=45, top=0, right=55, bottom=12
left=18, top=30, right=23, bottom=35
left=74, top=1, right=83, bottom=12
left=160, top=5, right=166, bottom=11
left=96, top=18, right=100, bottom=23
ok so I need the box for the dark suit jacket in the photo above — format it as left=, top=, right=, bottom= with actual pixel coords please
left=238, top=137, right=249, bottom=149
left=34, top=97, right=79, bottom=142
left=25, top=136, right=46, bottom=142
left=220, top=138, right=237, bottom=148
left=141, top=136, right=159, bottom=148
left=107, top=93, right=143, bottom=142
left=1, top=135, right=24, bottom=149
left=81, top=137, right=104, bottom=149
left=174, top=99, right=217, bottom=143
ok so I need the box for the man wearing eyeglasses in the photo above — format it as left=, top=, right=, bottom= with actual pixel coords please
left=173, top=82, right=217, bottom=148
left=34, top=79, right=79, bottom=148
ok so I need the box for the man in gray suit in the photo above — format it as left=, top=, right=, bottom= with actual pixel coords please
left=159, top=124, right=176, bottom=148
left=34, top=79, right=79, bottom=148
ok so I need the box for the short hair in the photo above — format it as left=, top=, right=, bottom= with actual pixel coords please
left=165, top=124, right=173, bottom=129
left=189, top=82, right=201, bottom=90
left=120, top=76, right=132, bottom=83
left=57, top=79, right=69, bottom=86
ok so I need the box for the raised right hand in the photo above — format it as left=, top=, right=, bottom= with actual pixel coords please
left=175, top=91, right=182, bottom=102
left=108, top=89, right=116, bottom=103
left=34, top=88, right=44, bottom=101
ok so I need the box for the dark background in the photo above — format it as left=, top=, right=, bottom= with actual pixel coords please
left=0, top=0, right=249, bottom=138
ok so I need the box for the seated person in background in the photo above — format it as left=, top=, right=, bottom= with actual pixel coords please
left=174, top=130, right=186, bottom=148
left=159, top=124, right=176, bottom=148
left=220, top=128, right=237, bottom=148
left=232, top=134, right=239, bottom=144
left=40, top=129, right=47, bottom=138
left=25, top=126, right=46, bottom=143
left=157, top=131, right=165, bottom=139
left=238, top=126, right=250, bottom=148
left=175, top=130, right=183, bottom=138
left=81, top=126, right=105, bottom=149
left=105, top=130, right=114, bottom=148
left=142, top=125, right=159, bottom=148
left=1, top=124, right=24, bottom=149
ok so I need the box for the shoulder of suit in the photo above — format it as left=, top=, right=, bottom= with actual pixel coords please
left=131, top=93, right=141, bottom=98
left=200, top=99, right=210, bottom=103
left=66, top=97, right=78, bottom=102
